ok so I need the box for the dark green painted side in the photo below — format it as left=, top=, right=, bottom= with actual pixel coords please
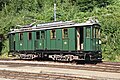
left=10, top=26, right=101, bottom=52
left=44, top=31, right=47, bottom=49
left=96, top=38, right=101, bottom=51
left=83, top=27, right=86, bottom=51
left=27, top=38, right=31, bottom=50
left=40, top=39, right=44, bottom=49
left=35, top=31, right=40, bottom=50
left=35, top=39, right=40, bottom=50
left=84, top=27, right=92, bottom=51
left=46, top=30, right=50, bottom=50
left=19, top=39, right=23, bottom=51
left=45, top=28, right=76, bottom=51
left=90, top=27, right=93, bottom=51
left=51, top=39, right=56, bottom=50
left=19, top=33, right=23, bottom=51
left=69, top=28, right=76, bottom=50
left=35, top=31, right=46, bottom=50
left=27, top=32, right=35, bottom=50
left=56, top=29, right=62, bottom=50
left=11, top=28, right=77, bottom=51
left=62, top=39, right=69, bottom=50
left=92, top=38, right=96, bottom=51
left=84, top=39, right=91, bottom=51
left=23, top=32, right=28, bottom=50
left=15, top=33, right=19, bottom=51
left=84, top=27, right=101, bottom=51
left=91, top=28, right=101, bottom=51
left=62, top=28, right=76, bottom=51
left=32, top=32, right=36, bottom=50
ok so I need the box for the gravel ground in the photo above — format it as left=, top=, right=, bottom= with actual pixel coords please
left=0, top=70, right=90, bottom=80
left=0, top=78, right=16, bottom=80
left=0, top=60, right=120, bottom=80
left=0, top=63, right=119, bottom=80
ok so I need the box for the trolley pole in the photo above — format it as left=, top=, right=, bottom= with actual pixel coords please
left=54, top=0, right=56, bottom=21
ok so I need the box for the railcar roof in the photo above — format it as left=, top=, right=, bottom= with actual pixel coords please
left=9, top=19, right=100, bottom=34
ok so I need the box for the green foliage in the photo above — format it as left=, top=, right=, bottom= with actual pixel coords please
left=70, top=0, right=114, bottom=12
left=0, top=0, right=9, bottom=11
left=1, top=40, right=9, bottom=55
left=0, top=0, right=120, bottom=61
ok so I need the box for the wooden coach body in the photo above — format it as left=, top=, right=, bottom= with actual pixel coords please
left=8, top=20, right=102, bottom=61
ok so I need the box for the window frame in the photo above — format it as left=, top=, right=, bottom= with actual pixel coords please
left=86, top=27, right=91, bottom=38
left=19, top=33, right=23, bottom=40
left=36, top=31, right=40, bottom=40
left=28, top=32, right=32, bottom=40
left=93, top=28, right=96, bottom=38
left=41, top=31, right=45, bottom=39
left=50, top=29, right=56, bottom=39
left=62, top=28, right=68, bottom=39
left=96, top=28, right=100, bottom=38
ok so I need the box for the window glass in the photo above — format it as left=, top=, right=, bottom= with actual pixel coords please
left=63, top=29, right=68, bottom=38
left=86, top=27, right=90, bottom=38
left=28, top=32, right=32, bottom=40
left=93, top=28, right=95, bottom=38
left=96, top=28, right=100, bottom=38
left=51, top=29, right=56, bottom=39
left=19, top=33, right=23, bottom=40
left=41, top=31, right=45, bottom=39
left=36, top=31, right=40, bottom=39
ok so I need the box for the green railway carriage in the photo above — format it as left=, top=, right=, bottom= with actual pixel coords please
left=8, top=19, right=102, bottom=62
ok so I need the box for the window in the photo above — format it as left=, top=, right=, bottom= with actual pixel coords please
left=63, top=29, right=68, bottom=38
left=36, top=31, right=40, bottom=39
left=19, top=33, right=23, bottom=40
left=96, top=28, right=100, bottom=38
left=93, top=28, right=95, bottom=38
left=28, top=32, right=32, bottom=40
left=41, top=31, right=45, bottom=39
left=50, top=29, right=56, bottom=39
left=86, top=27, right=90, bottom=38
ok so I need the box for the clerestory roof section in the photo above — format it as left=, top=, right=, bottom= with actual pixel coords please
left=8, top=19, right=100, bottom=34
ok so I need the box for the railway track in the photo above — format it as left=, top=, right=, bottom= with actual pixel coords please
left=0, top=59, right=120, bottom=80
left=0, top=59, right=120, bottom=73
left=0, top=70, right=90, bottom=80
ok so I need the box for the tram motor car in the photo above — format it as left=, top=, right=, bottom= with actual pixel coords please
left=8, top=19, right=102, bottom=62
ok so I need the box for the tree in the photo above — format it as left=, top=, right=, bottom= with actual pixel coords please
left=70, top=0, right=114, bottom=12
left=0, top=0, right=9, bottom=11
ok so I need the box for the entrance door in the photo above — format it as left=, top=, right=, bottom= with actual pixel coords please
left=56, top=29, right=62, bottom=50
left=35, top=31, right=45, bottom=50
left=27, top=32, right=33, bottom=50
left=35, top=31, right=40, bottom=50
left=92, top=27, right=101, bottom=51
left=84, top=27, right=92, bottom=51
left=76, top=27, right=84, bottom=50
left=40, top=31, right=45, bottom=49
